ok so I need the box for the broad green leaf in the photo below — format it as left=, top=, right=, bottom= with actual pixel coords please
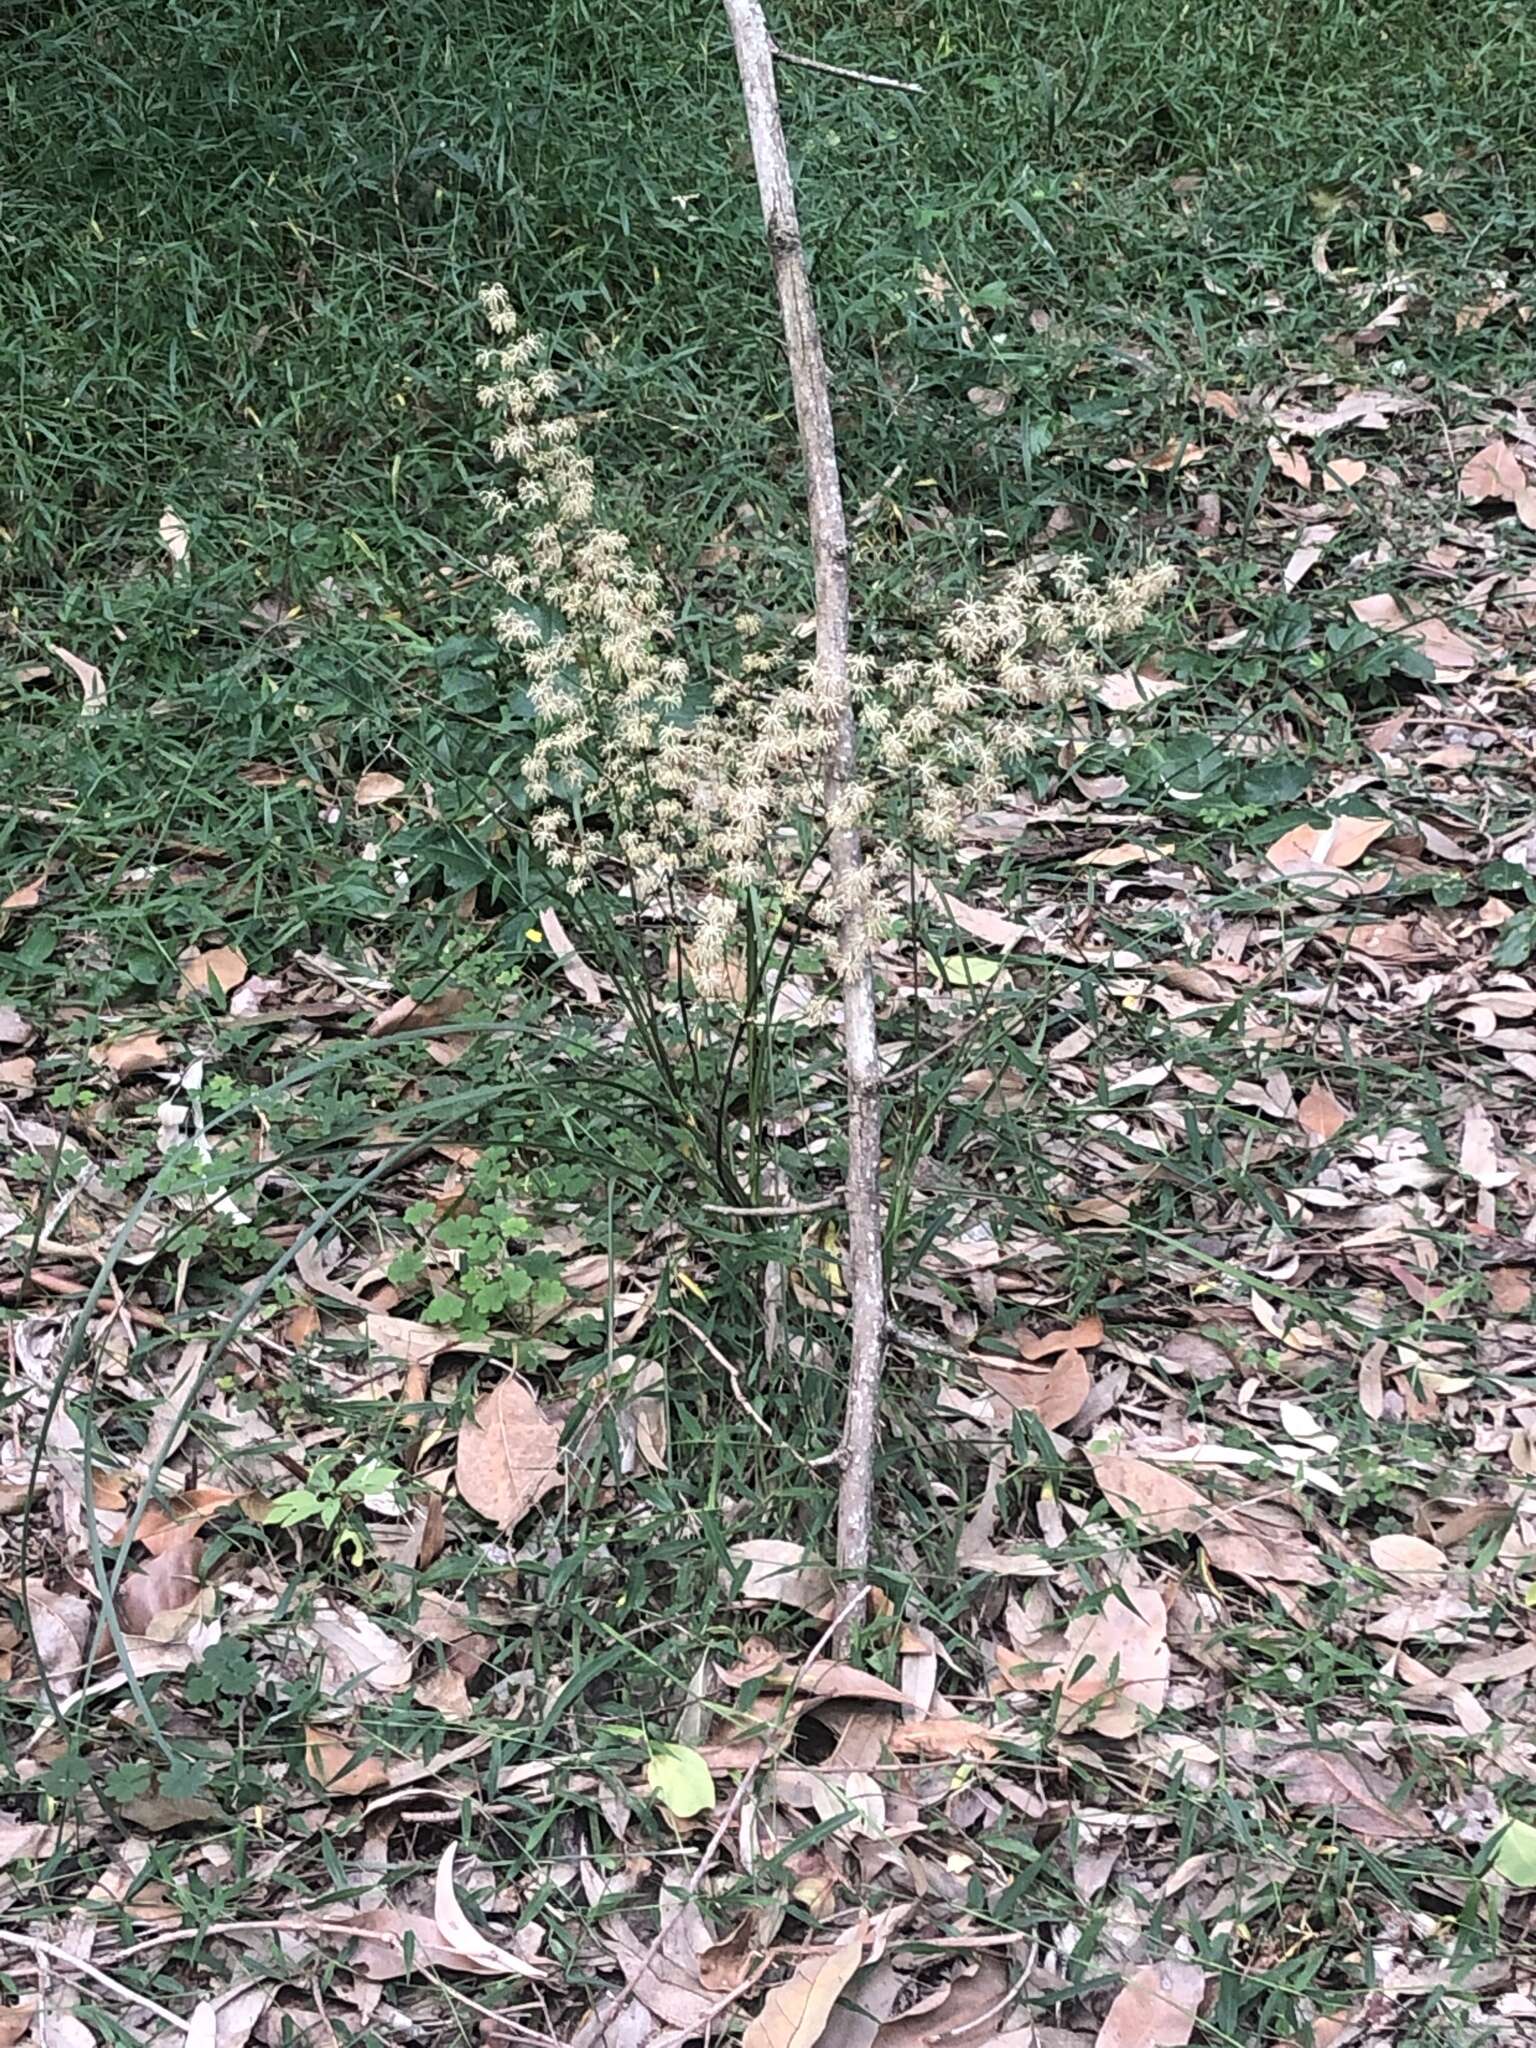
left=940, top=956, right=1003, bottom=988
left=1492, top=1816, right=1536, bottom=1888
left=646, top=1742, right=716, bottom=1819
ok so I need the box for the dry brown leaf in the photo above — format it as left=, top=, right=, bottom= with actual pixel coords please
left=742, top=1927, right=866, bottom=2048
left=1459, top=1104, right=1505, bottom=1188
left=305, top=1727, right=391, bottom=1796
left=1198, top=1508, right=1329, bottom=1589
left=1320, top=456, right=1369, bottom=492
left=1016, top=1315, right=1103, bottom=1361
left=416, top=1666, right=474, bottom=1720
left=366, top=986, right=470, bottom=1038
left=1266, top=815, right=1390, bottom=874
left=698, top=1918, right=757, bottom=1993
left=326, top=1906, right=457, bottom=1981
left=1486, top=1268, right=1532, bottom=1315
left=1283, top=545, right=1321, bottom=592
left=90, top=1030, right=170, bottom=1078
left=1090, top=1453, right=1208, bottom=1535
left=309, top=1598, right=414, bottom=1694
left=797, top=1659, right=908, bottom=1707
left=1108, top=439, right=1203, bottom=474
left=47, top=641, right=107, bottom=714
left=1446, top=1641, right=1536, bottom=1684
left=366, top=1312, right=482, bottom=1367
left=1054, top=1576, right=1169, bottom=1737
left=728, top=1539, right=835, bottom=1616
left=179, top=946, right=250, bottom=999
left=1, top=873, right=45, bottom=911
left=1349, top=593, right=1488, bottom=673
left=131, top=1487, right=243, bottom=1557
left=326, top=1855, right=543, bottom=1981
left=1094, top=1959, right=1206, bottom=2048
left=118, top=1536, right=202, bottom=1635
left=980, top=1348, right=1092, bottom=1428
left=0, top=1057, right=37, bottom=1096
left=967, top=386, right=1009, bottom=417
left=0, top=2007, right=36, bottom=2048
left=354, top=771, right=407, bottom=807
left=433, top=1842, right=543, bottom=1976
left=455, top=1373, right=562, bottom=1529
left=1420, top=209, right=1452, bottom=233
left=1368, top=1534, right=1448, bottom=1577
left=1267, top=439, right=1312, bottom=489
left=1096, top=669, right=1182, bottom=711
left=540, top=905, right=603, bottom=1004
left=920, top=876, right=1031, bottom=952
left=606, top=1910, right=721, bottom=2031
left=0, top=1823, right=62, bottom=1868
left=1267, top=1745, right=1432, bottom=1841
left=872, top=1958, right=1010, bottom=2048
left=1297, top=1080, right=1352, bottom=1140
left=0, top=1006, right=32, bottom=1048
left=1459, top=438, right=1527, bottom=505
left=887, top=1718, right=1000, bottom=1760
left=1010, top=1572, right=1169, bottom=1739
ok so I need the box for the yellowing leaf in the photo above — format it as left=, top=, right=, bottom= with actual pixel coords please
left=1491, top=1816, right=1536, bottom=1889
left=646, top=1742, right=717, bottom=1819
left=940, top=956, right=1004, bottom=988
left=455, top=1374, right=562, bottom=1530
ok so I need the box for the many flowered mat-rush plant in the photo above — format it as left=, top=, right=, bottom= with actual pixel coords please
left=477, top=282, right=1175, bottom=1002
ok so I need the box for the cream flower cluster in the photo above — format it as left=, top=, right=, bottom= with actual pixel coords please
left=477, top=288, right=1173, bottom=993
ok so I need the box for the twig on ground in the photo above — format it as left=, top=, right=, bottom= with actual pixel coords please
left=0, top=1929, right=188, bottom=2033
left=768, top=42, right=923, bottom=94
left=724, top=0, right=888, bottom=1660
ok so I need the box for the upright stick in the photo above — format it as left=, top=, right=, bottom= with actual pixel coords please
left=722, top=0, right=886, bottom=1642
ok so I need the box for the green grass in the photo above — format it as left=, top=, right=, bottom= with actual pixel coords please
left=5, top=0, right=1535, bottom=596
left=3, top=3, right=1535, bottom=2043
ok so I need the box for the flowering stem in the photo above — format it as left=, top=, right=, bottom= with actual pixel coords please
left=723, top=0, right=887, bottom=1652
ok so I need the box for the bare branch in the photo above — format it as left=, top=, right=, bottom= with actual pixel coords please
left=723, top=0, right=887, bottom=1653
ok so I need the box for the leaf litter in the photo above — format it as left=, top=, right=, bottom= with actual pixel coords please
left=3, top=249, right=1536, bottom=2048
